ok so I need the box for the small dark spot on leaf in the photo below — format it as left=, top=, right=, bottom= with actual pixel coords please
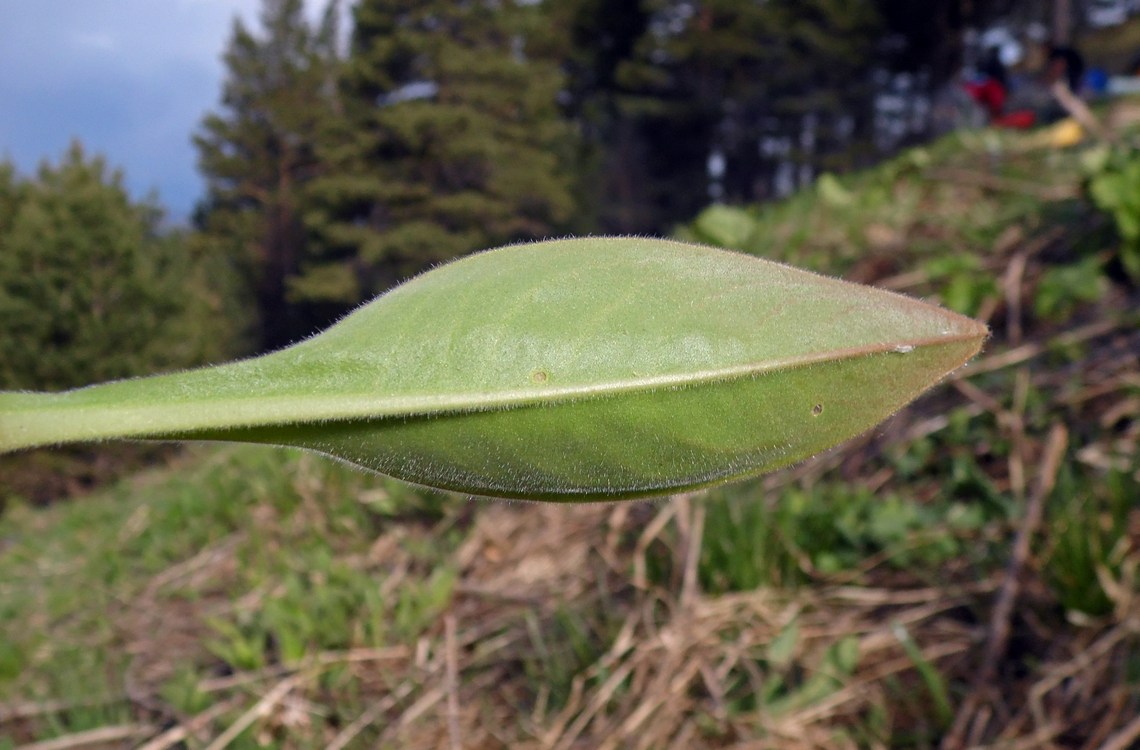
left=812, top=403, right=824, bottom=416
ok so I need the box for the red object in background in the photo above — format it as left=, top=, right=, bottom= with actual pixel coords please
left=993, top=110, right=1036, bottom=129
left=964, top=78, right=1007, bottom=120
left=963, top=78, right=1036, bottom=129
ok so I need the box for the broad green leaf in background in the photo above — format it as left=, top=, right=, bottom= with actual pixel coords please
left=0, top=238, right=987, bottom=501
left=691, top=204, right=758, bottom=248
left=815, top=173, right=856, bottom=208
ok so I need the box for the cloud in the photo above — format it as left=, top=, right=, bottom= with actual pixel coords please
left=71, top=31, right=119, bottom=53
left=0, top=0, right=280, bottom=220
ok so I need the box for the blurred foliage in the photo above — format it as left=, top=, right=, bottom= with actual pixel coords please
left=1045, top=469, right=1140, bottom=618
left=698, top=484, right=992, bottom=592
left=1035, top=257, right=1108, bottom=321
left=555, top=0, right=882, bottom=232
left=0, top=143, right=249, bottom=391
left=205, top=562, right=455, bottom=669
left=1086, top=142, right=1140, bottom=282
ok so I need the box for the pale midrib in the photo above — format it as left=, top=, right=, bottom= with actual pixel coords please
left=0, top=333, right=981, bottom=452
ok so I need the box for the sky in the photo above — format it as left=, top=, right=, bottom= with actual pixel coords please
left=0, top=0, right=317, bottom=223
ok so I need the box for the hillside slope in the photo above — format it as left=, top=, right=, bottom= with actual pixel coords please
left=2, top=114, right=1139, bottom=749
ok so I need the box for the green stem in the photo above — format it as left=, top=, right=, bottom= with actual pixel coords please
left=0, top=386, right=256, bottom=451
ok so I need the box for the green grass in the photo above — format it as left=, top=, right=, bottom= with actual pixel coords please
left=0, top=444, right=465, bottom=744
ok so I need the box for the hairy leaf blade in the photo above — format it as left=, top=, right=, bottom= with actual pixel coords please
left=0, top=237, right=987, bottom=500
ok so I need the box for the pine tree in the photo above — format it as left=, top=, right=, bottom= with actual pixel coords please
left=195, top=0, right=341, bottom=349
left=301, top=0, right=578, bottom=309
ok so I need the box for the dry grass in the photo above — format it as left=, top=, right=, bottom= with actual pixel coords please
left=31, top=476, right=1135, bottom=749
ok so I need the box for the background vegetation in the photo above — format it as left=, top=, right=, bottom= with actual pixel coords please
left=2, top=0, right=1139, bottom=748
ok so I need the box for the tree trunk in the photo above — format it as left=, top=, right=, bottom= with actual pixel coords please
left=1053, top=0, right=1072, bottom=44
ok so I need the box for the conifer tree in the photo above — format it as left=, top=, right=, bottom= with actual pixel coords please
left=301, top=0, right=577, bottom=309
left=0, top=143, right=246, bottom=390
left=195, top=0, right=341, bottom=348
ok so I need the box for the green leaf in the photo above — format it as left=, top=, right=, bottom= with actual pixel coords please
left=692, top=204, right=758, bottom=248
left=766, top=618, right=800, bottom=669
left=816, top=173, right=855, bottom=208
left=0, top=237, right=987, bottom=501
